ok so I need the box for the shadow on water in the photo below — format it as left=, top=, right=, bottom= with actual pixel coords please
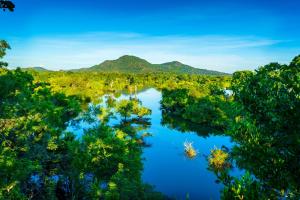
left=161, top=110, right=223, bottom=137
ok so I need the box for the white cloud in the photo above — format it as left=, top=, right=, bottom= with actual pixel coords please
left=5, top=32, right=296, bottom=73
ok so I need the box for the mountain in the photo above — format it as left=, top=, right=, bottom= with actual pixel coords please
left=80, top=55, right=228, bottom=75
left=89, top=55, right=154, bottom=73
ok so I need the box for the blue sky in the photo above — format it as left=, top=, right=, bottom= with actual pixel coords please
left=1, top=0, right=300, bottom=72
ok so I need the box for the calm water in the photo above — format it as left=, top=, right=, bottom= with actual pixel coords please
left=68, top=88, right=240, bottom=199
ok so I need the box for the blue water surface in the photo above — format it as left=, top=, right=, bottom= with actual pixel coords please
left=68, top=88, right=242, bottom=199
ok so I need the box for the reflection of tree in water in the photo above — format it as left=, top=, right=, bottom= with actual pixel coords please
left=115, top=96, right=152, bottom=146
left=115, top=118, right=152, bottom=147
left=160, top=87, right=233, bottom=134
left=98, top=95, right=153, bottom=147
left=161, top=110, right=222, bottom=137
left=159, top=88, right=226, bottom=137
left=114, top=114, right=151, bottom=135
left=79, top=95, right=152, bottom=136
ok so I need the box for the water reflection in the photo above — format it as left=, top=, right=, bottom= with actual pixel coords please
left=68, top=88, right=240, bottom=199
left=129, top=88, right=240, bottom=199
left=161, top=111, right=222, bottom=137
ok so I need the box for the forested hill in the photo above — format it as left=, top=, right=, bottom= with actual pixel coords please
left=77, top=55, right=228, bottom=75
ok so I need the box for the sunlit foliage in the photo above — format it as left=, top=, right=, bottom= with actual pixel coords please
left=0, top=40, right=10, bottom=68
left=183, top=141, right=197, bottom=158
left=215, top=55, right=300, bottom=199
left=161, top=85, right=234, bottom=131
left=208, top=148, right=231, bottom=172
left=3, top=36, right=300, bottom=199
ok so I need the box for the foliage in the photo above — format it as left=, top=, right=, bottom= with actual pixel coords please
left=221, top=172, right=272, bottom=200
left=0, top=68, right=163, bottom=199
left=24, top=69, right=231, bottom=103
left=115, top=98, right=151, bottom=121
left=0, top=0, right=15, bottom=12
left=183, top=96, right=232, bottom=129
left=208, top=148, right=231, bottom=172
left=0, top=41, right=164, bottom=199
left=3, top=35, right=300, bottom=199
left=203, top=55, right=300, bottom=199
left=0, top=68, right=81, bottom=199
left=161, top=89, right=192, bottom=114
left=183, top=141, right=197, bottom=158
left=161, top=84, right=235, bottom=131
left=0, top=40, right=10, bottom=68
left=220, top=55, right=300, bottom=198
left=208, top=149, right=277, bottom=200
left=116, top=99, right=135, bottom=121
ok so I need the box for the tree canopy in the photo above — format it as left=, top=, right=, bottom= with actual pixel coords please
left=0, top=0, right=15, bottom=12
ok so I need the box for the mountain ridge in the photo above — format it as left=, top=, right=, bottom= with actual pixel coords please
left=79, top=55, right=228, bottom=75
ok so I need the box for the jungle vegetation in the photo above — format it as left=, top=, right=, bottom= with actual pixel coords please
left=25, top=68, right=231, bottom=103
left=2, top=1, right=300, bottom=199
left=1, top=36, right=300, bottom=200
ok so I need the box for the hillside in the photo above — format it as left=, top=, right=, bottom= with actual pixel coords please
left=89, top=55, right=154, bottom=73
left=80, top=55, right=228, bottom=75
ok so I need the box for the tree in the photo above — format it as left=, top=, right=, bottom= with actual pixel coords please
left=0, top=40, right=10, bottom=68
left=0, top=68, right=81, bottom=199
left=226, top=55, right=300, bottom=198
left=0, top=0, right=15, bottom=12
left=116, top=99, right=134, bottom=121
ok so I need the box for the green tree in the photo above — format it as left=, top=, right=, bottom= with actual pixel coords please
left=225, top=55, right=300, bottom=198
left=116, top=99, right=134, bottom=121
left=0, top=68, right=81, bottom=199
left=0, top=40, right=10, bottom=68
left=0, top=0, right=15, bottom=12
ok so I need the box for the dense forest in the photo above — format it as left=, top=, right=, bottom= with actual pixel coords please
left=1, top=19, right=300, bottom=199
left=2, top=0, right=300, bottom=198
left=25, top=69, right=230, bottom=103
left=1, top=38, right=299, bottom=199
